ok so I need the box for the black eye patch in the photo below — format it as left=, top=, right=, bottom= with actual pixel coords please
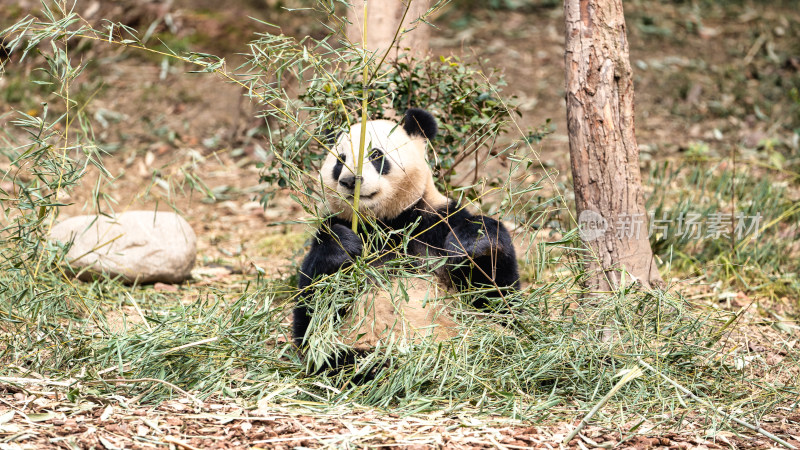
left=369, top=148, right=391, bottom=175
left=332, top=153, right=345, bottom=180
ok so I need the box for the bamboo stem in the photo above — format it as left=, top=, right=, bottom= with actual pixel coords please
left=562, top=367, right=643, bottom=445
left=351, top=1, right=370, bottom=232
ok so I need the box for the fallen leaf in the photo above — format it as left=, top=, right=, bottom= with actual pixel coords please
left=0, top=410, right=14, bottom=425
left=100, top=405, right=114, bottom=421
left=25, top=412, right=55, bottom=423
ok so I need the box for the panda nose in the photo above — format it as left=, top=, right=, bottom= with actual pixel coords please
left=338, top=175, right=356, bottom=190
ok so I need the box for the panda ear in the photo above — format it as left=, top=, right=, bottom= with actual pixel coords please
left=321, top=128, right=345, bottom=147
left=402, top=108, right=437, bottom=141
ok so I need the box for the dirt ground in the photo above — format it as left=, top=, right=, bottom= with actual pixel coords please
left=2, top=387, right=799, bottom=449
left=1, top=0, right=799, bottom=448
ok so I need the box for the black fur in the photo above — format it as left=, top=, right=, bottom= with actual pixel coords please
left=322, top=128, right=345, bottom=147
left=369, top=148, right=391, bottom=175
left=295, top=109, right=518, bottom=378
left=338, top=174, right=356, bottom=190
left=293, top=199, right=520, bottom=374
left=403, top=108, right=438, bottom=141
left=444, top=215, right=519, bottom=309
left=332, top=153, right=345, bottom=182
left=294, top=222, right=362, bottom=348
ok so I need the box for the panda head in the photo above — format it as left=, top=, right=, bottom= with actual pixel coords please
left=320, top=108, right=443, bottom=220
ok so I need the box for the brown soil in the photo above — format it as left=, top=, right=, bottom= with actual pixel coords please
left=1, top=388, right=799, bottom=449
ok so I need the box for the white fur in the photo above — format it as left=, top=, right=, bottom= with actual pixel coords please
left=319, top=120, right=448, bottom=220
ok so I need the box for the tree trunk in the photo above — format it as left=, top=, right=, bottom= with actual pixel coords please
left=564, top=0, right=663, bottom=291
left=346, top=0, right=431, bottom=59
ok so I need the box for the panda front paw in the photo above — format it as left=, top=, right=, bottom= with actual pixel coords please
left=330, top=223, right=363, bottom=259
left=444, top=216, right=520, bottom=296
left=300, top=222, right=363, bottom=286
left=444, top=231, right=496, bottom=263
left=444, top=217, right=507, bottom=263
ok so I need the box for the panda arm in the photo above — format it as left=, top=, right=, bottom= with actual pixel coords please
left=444, top=214, right=520, bottom=294
left=293, top=221, right=362, bottom=347
left=297, top=222, right=362, bottom=288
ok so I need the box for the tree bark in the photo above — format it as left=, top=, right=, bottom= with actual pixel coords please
left=564, top=0, right=663, bottom=291
left=346, top=0, right=431, bottom=59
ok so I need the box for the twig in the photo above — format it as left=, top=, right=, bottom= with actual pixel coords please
left=251, top=433, right=355, bottom=445
left=125, top=293, right=152, bottom=332
left=743, top=33, right=767, bottom=66
left=97, top=362, right=133, bottom=376
left=487, top=434, right=511, bottom=450
left=637, top=359, right=796, bottom=450
left=161, top=337, right=219, bottom=355
left=0, top=377, right=74, bottom=387
left=579, top=433, right=614, bottom=449
left=83, top=378, right=203, bottom=408
left=163, top=436, right=202, bottom=450
left=562, top=367, right=643, bottom=445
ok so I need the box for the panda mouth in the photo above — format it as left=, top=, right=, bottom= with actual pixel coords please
left=344, top=190, right=378, bottom=200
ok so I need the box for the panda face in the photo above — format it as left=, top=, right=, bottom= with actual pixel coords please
left=320, top=120, right=432, bottom=220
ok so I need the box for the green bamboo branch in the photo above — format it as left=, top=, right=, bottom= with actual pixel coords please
left=351, top=1, right=370, bottom=232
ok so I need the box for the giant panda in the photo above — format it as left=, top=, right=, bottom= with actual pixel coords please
left=293, top=108, right=520, bottom=373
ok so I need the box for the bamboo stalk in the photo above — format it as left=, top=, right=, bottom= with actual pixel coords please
left=562, top=367, right=643, bottom=445
left=351, top=1, right=370, bottom=232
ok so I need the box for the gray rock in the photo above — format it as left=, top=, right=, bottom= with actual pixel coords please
left=50, top=211, right=196, bottom=284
